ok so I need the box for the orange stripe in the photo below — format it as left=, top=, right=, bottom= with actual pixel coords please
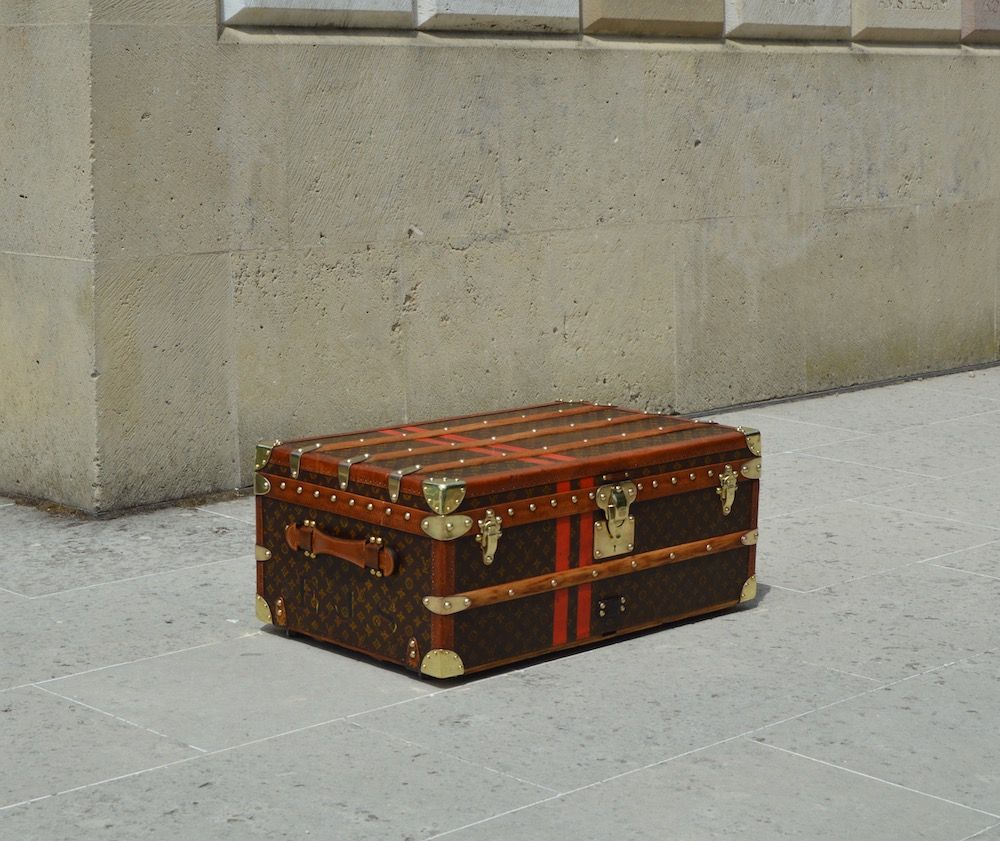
left=576, top=477, right=595, bottom=641
left=553, top=480, right=572, bottom=646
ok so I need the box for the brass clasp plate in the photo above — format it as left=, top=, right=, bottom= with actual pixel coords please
left=594, top=481, right=637, bottom=559
left=716, top=465, right=738, bottom=515
left=475, top=509, right=503, bottom=565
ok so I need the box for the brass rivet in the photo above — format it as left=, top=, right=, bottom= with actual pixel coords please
left=349, top=499, right=355, bottom=506
left=421, top=522, right=428, bottom=530
left=627, top=543, right=633, bottom=550
left=592, top=569, right=599, bottom=578
left=689, top=473, right=696, bottom=481
left=595, top=550, right=602, bottom=558
left=708, top=470, right=714, bottom=477
left=636, top=483, right=643, bottom=491
left=571, top=495, right=578, bottom=503
left=404, top=512, right=411, bottom=521
left=600, top=610, right=606, bottom=617
left=589, top=492, right=596, bottom=500
left=631, top=560, right=638, bottom=568
left=652, top=480, right=659, bottom=488
left=507, top=588, right=515, bottom=596
left=550, top=499, right=558, bottom=508
left=446, top=522, right=454, bottom=532
left=409, top=650, right=416, bottom=658
left=508, top=508, right=515, bottom=516
left=529, top=504, right=536, bottom=512
left=385, top=507, right=392, bottom=515
left=464, top=598, right=471, bottom=606
left=366, top=503, right=373, bottom=511
left=671, top=477, right=678, bottom=485
left=706, top=544, right=712, bottom=551
left=313, top=490, right=320, bottom=498
left=551, top=579, right=558, bottom=587
left=296, top=487, right=303, bottom=494
left=330, top=494, right=337, bottom=502
left=409, top=639, right=417, bottom=648
left=423, top=597, right=430, bottom=604
left=444, top=601, right=451, bottom=609
left=670, top=552, right=676, bottom=559
left=279, top=482, right=287, bottom=490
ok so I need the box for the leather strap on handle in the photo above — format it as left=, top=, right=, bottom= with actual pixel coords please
left=285, top=522, right=396, bottom=577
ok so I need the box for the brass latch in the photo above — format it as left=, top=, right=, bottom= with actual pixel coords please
left=594, top=481, right=637, bottom=559
left=716, top=465, right=738, bottom=515
left=475, top=510, right=503, bottom=565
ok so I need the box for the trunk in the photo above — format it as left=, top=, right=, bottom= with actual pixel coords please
left=254, top=401, right=761, bottom=678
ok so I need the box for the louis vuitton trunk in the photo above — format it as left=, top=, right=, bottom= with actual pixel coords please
left=254, top=402, right=760, bottom=678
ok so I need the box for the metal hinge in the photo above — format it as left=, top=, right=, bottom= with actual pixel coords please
left=593, top=480, right=637, bottom=560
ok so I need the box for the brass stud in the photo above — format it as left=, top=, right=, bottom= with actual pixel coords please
left=571, top=495, right=578, bottom=504
left=636, top=483, right=643, bottom=491
left=631, top=560, right=638, bottom=568
left=551, top=579, right=558, bottom=587
left=706, top=543, right=712, bottom=551
left=296, top=487, right=303, bottom=494
left=507, top=588, right=515, bottom=596
left=313, top=490, right=320, bottom=498
left=349, top=499, right=356, bottom=507
left=592, top=569, right=599, bottom=578
left=595, top=550, right=602, bottom=558
left=385, top=507, right=392, bottom=516
left=671, top=477, right=678, bottom=485
left=446, top=522, right=454, bottom=532
left=589, top=492, right=596, bottom=500
left=443, top=601, right=451, bottom=609
left=409, top=639, right=417, bottom=648
left=508, top=508, right=515, bottom=516
left=669, top=552, right=676, bottom=559
left=652, top=480, right=659, bottom=488
left=627, top=543, right=633, bottom=551
left=404, top=512, right=411, bottom=521
left=599, top=610, right=606, bottom=617
left=330, top=494, right=337, bottom=502
left=366, top=503, right=374, bottom=511
left=409, top=650, right=417, bottom=659
left=529, top=503, right=537, bottom=512
left=689, top=473, right=696, bottom=481
left=421, top=522, right=429, bottom=530
left=550, top=499, right=558, bottom=508
left=279, top=482, right=287, bottom=490
left=708, top=470, right=714, bottom=477
left=464, top=598, right=471, bottom=606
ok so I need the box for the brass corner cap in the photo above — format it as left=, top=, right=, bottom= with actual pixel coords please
left=739, top=575, right=757, bottom=604
left=255, top=545, right=272, bottom=562
left=255, top=594, right=273, bottom=624
left=737, top=427, right=762, bottom=457
left=420, top=649, right=465, bottom=679
left=255, top=439, right=281, bottom=471
left=254, top=473, right=271, bottom=495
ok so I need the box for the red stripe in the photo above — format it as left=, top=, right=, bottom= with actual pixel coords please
left=552, top=480, right=572, bottom=646
left=576, top=477, right=595, bottom=641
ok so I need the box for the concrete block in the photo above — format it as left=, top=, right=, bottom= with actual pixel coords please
left=0, top=255, right=97, bottom=511
left=416, top=0, right=579, bottom=32
left=222, top=0, right=413, bottom=28
left=725, top=0, right=851, bottom=39
left=801, top=203, right=997, bottom=391
left=0, top=25, right=93, bottom=259
left=94, top=255, right=239, bottom=511
left=233, top=246, right=408, bottom=482
left=962, top=0, right=1000, bottom=41
left=398, top=227, right=678, bottom=420
left=285, top=45, right=503, bottom=246
left=673, top=213, right=808, bottom=413
left=91, top=25, right=287, bottom=259
left=582, top=0, right=723, bottom=36
left=0, top=0, right=89, bottom=24
left=852, top=0, right=962, bottom=42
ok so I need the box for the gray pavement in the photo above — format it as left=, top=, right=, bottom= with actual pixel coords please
left=2, top=368, right=999, bottom=840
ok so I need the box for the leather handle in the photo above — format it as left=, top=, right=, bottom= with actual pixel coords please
left=285, top=522, right=396, bottom=577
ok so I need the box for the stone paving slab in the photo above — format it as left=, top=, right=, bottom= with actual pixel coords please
left=48, top=631, right=435, bottom=752
left=0, top=505, right=250, bottom=597
left=433, top=737, right=995, bottom=841
left=756, top=651, right=1000, bottom=816
left=1, top=559, right=252, bottom=690
left=703, top=408, right=870, bottom=453
left=195, top=496, right=255, bottom=525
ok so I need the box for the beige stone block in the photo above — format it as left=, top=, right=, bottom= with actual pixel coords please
left=802, top=203, right=998, bottom=391
left=221, top=0, right=413, bottom=28
left=398, top=227, right=678, bottom=420
left=93, top=0, right=219, bottom=24
left=94, top=255, right=239, bottom=511
left=582, top=0, right=723, bottom=36
left=962, top=0, right=1000, bottom=42
left=818, top=52, right=1000, bottom=210
left=725, top=0, right=851, bottom=39
left=417, top=0, right=579, bottom=32
left=233, top=246, right=408, bottom=482
left=0, top=0, right=89, bottom=24
left=672, top=214, right=807, bottom=412
left=91, top=25, right=287, bottom=259
left=0, top=255, right=97, bottom=510
left=498, top=48, right=823, bottom=235
left=0, top=25, right=92, bottom=259
left=285, top=45, right=503, bottom=247
left=852, top=0, right=962, bottom=42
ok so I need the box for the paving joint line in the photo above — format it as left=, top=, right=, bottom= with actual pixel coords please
left=794, top=451, right=940, bottom=480
left=955, top=823, right=1000, bottom=841
left=928, top=563, right=1000, bottom=582
left=24, top=553, right=252, bottom=599
left=856, top=501, right=1000, bottom=533
left=747, top=740, right=1000, bottom=820
left=194, top=506, right=254, bottom=525
left=33, top=685, right=208, bottom=754
left=346, top=720, right=560, bottom=795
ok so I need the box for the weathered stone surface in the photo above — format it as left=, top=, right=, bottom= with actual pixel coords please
left=0, top=0, right=89, bottom=24
left=222, top=0, right=413, bottom=28
left=285, top=45, right=503, bottom=247
left=0, top=25, right=92, bottom=259
left=399, top=227, right=678, bottom=420
left=725, top=0, right=851, bottom=39
left=800, top=202, right=998, bottom=391
left=94, top=255, right=238, bottom=511
left=417, top=0, right=579, bottom=31
left=582, top=0, right=723, bottom=36
left=91, top=25, right=287, bottom=259
left=852, top=0, right=962, bottom=42
left=962, top=0, right=1000, bottom=42
left=93, top=0, right=219, bottom=24
left=0, top=255, right=97, bottom=510
left=818, top=52, right=1000, bottom=209
left=233, top=246, right=408, bottom=482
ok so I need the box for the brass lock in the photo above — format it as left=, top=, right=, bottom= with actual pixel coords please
left=475, top=509, right=503, bottom=565
left=593, top=481, right=637, bottom=560
left=716, top=465, right=738, bottom=515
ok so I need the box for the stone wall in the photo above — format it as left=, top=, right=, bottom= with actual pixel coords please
left=2, top=1, right=999, bottom=511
